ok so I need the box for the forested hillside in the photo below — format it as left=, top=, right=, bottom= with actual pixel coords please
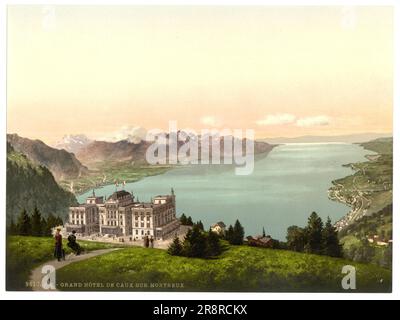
left=6, top=143, right=77, bottom=223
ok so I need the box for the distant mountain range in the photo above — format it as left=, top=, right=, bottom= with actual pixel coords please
left=54, top=134, right=93, bottom=153
left=55, top=132, right=275, bottom=167
left=7, top=134, right=89, bottom=181
left=263, top=133, right=392, bottom=144
left=75, top=139, right=152, bottom=166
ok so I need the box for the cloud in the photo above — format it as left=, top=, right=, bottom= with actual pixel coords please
left=256, top=113, right=296, bottom=126
left=296, top=116, right=330, bottom=127
left=102, top=126, right=147, bottom=143
left=200, top=116, right=222, bottom=127
left=256, top=114, right=331, bottom=128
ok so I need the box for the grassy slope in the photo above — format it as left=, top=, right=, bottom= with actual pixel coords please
left=6, top=236, right=122, bottom=291
left=56, top=246, right=391, bottom=292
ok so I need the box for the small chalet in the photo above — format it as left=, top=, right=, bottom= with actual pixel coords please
left=247, top=235, right=274, bottom=248
left=211, top=221, right=226, bottom=235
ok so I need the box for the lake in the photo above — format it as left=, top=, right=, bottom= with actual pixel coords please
left=78, top=143, right=370, bottom=240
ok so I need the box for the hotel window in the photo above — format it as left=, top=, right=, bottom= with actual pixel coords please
left=141, top=223, right=144, bottom=228
left=135, top=223, right=138, bottom=227
left=136, top=230, right=138, bottom=235
left=147, top=223, right=150, bottom=228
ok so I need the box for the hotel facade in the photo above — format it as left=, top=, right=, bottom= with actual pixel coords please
left=66, top=189, right=180, bottom=240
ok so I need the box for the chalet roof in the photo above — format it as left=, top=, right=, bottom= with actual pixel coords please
left=247, top=235, right=273, bottom=244
left=212, top=221, right=226, bottom=228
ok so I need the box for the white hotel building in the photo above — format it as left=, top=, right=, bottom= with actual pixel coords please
left=66, top=189, right=180, bottom=240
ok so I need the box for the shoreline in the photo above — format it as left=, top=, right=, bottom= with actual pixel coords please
left=329, top=145, right=388, bottom=231
left=71, top=165, right=175, bottom=197
left=72, top=145, right=278, bottom=197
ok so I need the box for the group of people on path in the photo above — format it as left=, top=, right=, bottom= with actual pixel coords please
left=143, top=235, right=154, bottom=248
left=54, top=228, right=82, bottom=261
left=55, top=228, right=156, bottom=260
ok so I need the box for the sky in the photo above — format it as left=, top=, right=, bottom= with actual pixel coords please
left=7, top=6, right=393, bottom=145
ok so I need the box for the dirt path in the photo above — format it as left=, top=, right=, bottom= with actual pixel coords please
left=29, top=248, right=120, bottom=291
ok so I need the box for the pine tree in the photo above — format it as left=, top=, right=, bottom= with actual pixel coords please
left=231, top=219, right=244, bottom=245
left=55, top=216, right=64, bottom=227
left=304, top=212, right=324, bottom=254
left=187, top=216, right=194, bottom=226
left=225, top=225, right=234, bottom=243
left=46, top=213, right=56, bottom=234
left=167, top=236, right=183, bottom=256
left=182, top=226, right=207, bottom=257
left=322, top=217, right=342, bottom=257
left=195, top=220, right=204, bottom=231
left=31, top=206, right=42, bottom=236
left=262, top=227, right=266, bottom=237
left=180, top=213, right=187, bottom=225
left=206, top=230, right=222, bottom=256
left=17, top=209, right=31, bottom=236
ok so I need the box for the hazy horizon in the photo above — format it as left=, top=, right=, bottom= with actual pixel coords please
left=7, top=6, right=393, bottom=145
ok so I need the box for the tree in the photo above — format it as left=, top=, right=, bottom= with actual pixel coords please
left=40, top=217, right=49, bottom=236
left=206, top=229, right=222, bottom=256
left=286, top=226, right=306, bottom=252
left=55, top=216, right=64, bottom=226
left=46, top=213, right=57, bottom=235
left=182, top=226, right=207, bottom=257
left=31, top=206, right=42, bottom=236
left=180, top=213, right=188, bottom=225
left=230, top=220, right=245, bottom=245
left=322, top=217, right=342, bottom=257
left=379, top=229, right=386, bottom=241
left=225, top=225, right=234, bottom=243
left=352, top=238, right=375, bottom=263
left=7, top=217, right=17, bottom=235
left=167, top=236, right=183, bottom=256
left=380, top=244, right=392, bottom=269
left=17, top=209, right=31, bottom=236
left=194, top=220, right=204, bottom=231
left=304, top=212, right=324, bottom=254
left=262, top=227, right=266, bottom=238
left=186, top=216, right=194, bottom=226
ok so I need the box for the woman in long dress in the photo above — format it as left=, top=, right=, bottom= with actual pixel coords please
left=54, top=228, right=63, bottom=261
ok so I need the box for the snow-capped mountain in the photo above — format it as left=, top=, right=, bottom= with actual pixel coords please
left=54, top=134, right=93, bottom=153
